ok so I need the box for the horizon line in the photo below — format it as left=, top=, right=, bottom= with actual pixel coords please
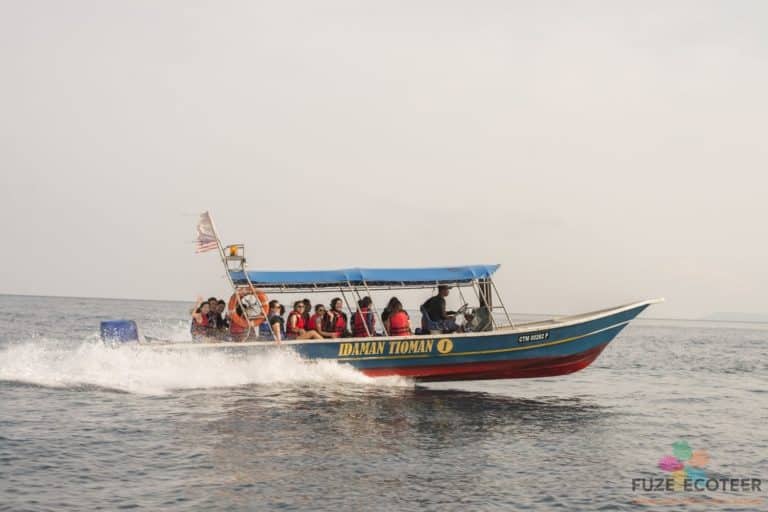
left=1, top=292, right=767, bottom=325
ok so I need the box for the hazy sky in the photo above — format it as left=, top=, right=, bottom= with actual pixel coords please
left=1, top=1, right=766, bottom=318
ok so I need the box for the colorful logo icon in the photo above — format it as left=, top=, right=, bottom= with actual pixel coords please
left=658, top=440, right=709, bottom=490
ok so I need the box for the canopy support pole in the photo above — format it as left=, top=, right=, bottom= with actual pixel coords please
left=347, top=281, right=371, bottom=337
left=456, top=284, right=467, bottom=306
left=476, top=279, right=497, bottom=330
left=489, top=278, right=513, bottom=327
left=207, top=212, right=253, bottom=340
left=207, top=212, right=273, bottom=342
left=363, top=280, right=387, bottom=337
left=339, top=287, right=355, bottom=334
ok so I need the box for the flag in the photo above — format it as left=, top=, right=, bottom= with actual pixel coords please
left=195, top=211, right=219, bottom=253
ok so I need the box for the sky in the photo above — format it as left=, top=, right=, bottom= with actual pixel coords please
left=1, top=1, right=766, bottom=318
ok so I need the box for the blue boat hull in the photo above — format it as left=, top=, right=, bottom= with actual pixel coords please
left=283, top=301, right=652, bottom=381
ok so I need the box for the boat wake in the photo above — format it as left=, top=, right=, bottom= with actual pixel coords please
left=0, top=339, right=411, bottom=395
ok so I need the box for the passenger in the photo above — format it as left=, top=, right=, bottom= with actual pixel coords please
left=217, top=300, right=229, bottom=329
left=229, top=303, right=255, bottom=342
left=422, top=285, right=459, bottom=333
left=207, top=296, right=218, bottom=315
left=190, top=297, right=212, bottom=341
left=301, top=298, right=312, bottom=328
left=352, top=296, right=375, bottom=337
left=265, top=300, right=284, bottom=342
left=384, top=297, right=411, bottom=336
left=207, top=299, right=225, bottom=332
left=227, top=287, right=269, bottom=342
left=324, top=298, right=348, bottom=338
left=381, top=296, right=398, bottom=324
left=286, top=301, right=323, bottom=340
left=308, top=304, right=336, bottom=338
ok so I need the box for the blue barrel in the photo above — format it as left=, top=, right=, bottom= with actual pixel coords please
left=100, top=320, right=139, bottom=343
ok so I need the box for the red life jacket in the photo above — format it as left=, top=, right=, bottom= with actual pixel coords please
left=308, top=313, right=323, bottom=332
left=286, top=310, right=305, bottom=336
left=352, top=308, right=374, bottom=337
left=327, top=312, right=346, bottom=337
left=322, top=312, right=346, bottom=337
left=229, top=311, right=249, bottom=337
left=190, top=312, right=209, bottom=337
left=389, top=310, right=410, bottom=336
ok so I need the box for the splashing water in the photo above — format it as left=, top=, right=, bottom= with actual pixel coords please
left=0, top=339, right=411, bottom=395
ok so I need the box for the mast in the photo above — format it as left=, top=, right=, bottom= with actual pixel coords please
left=205, top=211, right=275, bottom=341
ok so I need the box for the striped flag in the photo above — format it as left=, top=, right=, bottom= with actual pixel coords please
left=195, top=211, right=219, bottom=253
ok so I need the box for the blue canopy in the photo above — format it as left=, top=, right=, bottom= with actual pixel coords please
left=230, top=265, right=499, bottom=289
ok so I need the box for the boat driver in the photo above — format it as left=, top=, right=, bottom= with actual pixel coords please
left=421, top=285, right=459, bottom=333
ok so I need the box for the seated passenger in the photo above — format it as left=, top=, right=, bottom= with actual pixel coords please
left=229, top=304, right=256, bottom=342
left=286, top=301, right=323, bottom=340
left=381, top=297, right=395, bottom=324
left=217, top=300, right=229, bottom=329
left=208, top=299, right=228, bottom=339
left=190, top=297, right=212, bottom=341
left=308, top=304, right=336, bottom=338
left=207, top=296, right=219, bottom=316
left=324, top=298, right=348, bottom=338
left=302, top=298, right=312, bottom=328
left=384, top=297, right=411, bottom=336
left=352, top=296, right=375, bottom=337
left=261, top=300, right=284, bottom=343
left=421, top=285, right=459, bottom=333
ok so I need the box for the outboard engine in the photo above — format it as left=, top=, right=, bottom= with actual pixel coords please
left=100, top=320, right=139, bottom=345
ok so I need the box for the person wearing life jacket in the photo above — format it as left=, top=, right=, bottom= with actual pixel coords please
left=352, top=296, right=375, bottom=337
left=384, top=297, right=411, bottom=337
left=285, top=301, right=323, bottom=340
left=308, top=304, right=336, bottom=338
left=227, top=287, right=269, bottom=342
left=229, top=303, right=255, bottom=342
left=190, top=297, right=212, bottom=341
left=324, top=297, right=348, bottom=338
left=381, top=296, right=399, bottom=324
left=301, top=298, right=312, bottom=328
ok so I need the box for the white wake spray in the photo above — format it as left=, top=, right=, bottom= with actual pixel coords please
left=0, top=339, right=410, bottom=395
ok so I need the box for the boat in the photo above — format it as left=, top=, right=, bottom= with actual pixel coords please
left=100, top=212, right=662, bottom=382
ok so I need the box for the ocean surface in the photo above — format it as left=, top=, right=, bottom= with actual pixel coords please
left=1, top=295, right=766, bottom=511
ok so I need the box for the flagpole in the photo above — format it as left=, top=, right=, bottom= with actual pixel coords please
left=204, top=211, right=257, bottom=339
left=205, top=211, right=236, bottom=289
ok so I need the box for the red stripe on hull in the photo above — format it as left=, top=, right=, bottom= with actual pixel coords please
left=361, top=343, right=610, bottom=381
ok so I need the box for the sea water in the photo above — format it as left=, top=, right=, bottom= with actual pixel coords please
left=1, top=295, right=766, bottom=511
